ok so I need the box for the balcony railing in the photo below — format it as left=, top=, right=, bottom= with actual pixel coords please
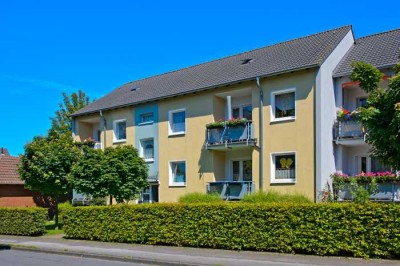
left=206, top=122, right=256, bottom=149
left=336, top=182, right=400, bottom=202
left=334, top=120, right=365, bottom=140
left=207, top=181, right=254, bottom=200
left=93, top=142, right=102, bottom=150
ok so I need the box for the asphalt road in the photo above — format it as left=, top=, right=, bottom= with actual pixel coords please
left=0, top=250, right=151, bottom=266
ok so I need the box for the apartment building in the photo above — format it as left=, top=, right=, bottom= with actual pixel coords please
left=332, top=29, right=400, bottom=177
left=72, top=26, right=399, bottom=202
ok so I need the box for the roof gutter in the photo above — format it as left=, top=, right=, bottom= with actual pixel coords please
left=256, top=77, right=264, bottom=192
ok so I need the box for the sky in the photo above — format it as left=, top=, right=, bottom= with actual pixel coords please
left=1, top=1, right=399, bottom=156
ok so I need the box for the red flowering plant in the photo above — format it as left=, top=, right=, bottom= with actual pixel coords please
left=226, top=117, right=249, bottom=127
left=337, top=108, right=359, bottom=121
left=331, top=171, right=399, bottom=184
left=206, top=119, right=225, bottom=129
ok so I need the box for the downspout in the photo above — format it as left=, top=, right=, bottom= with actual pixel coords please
left=99, top=110, right=107, bottom=149
left=256, top=77, right=264, bottom=192
left=99, top=110, right=112, bottom=204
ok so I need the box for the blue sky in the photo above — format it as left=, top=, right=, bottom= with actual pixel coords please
left=1, top=1, right=399, bottom=156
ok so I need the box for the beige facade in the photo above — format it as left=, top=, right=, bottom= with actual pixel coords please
left=155, top=69, right=316, bottom=202
left=73, top=69, right=317, bottom=202
left=73, top=107, right=135, bottom=148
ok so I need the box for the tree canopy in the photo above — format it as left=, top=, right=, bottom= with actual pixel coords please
left=50, top=90, right=91, bottom=135
left=351, top=62, right=400, bottom=170
left=70, top=145, right=149, bottom=203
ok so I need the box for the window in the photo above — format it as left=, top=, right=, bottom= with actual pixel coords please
left=140, top=139, right=154, bottom=162
left=139, top=184, right=159, bottom=203
left=139, top=112, right=154, bottom=124
left=231, top=160, right=252, bottom=181
left=271, top=88, right=295, bottom=121
left=232, top=105, right=252, bottom=120
left=271, top=152, right=296, bottom=183
left=168, top=109, right=186, bottom=135
left=169, top=161, right=186, bottom=186
left=113, top=119, right=126, bottom=142
left=356, top=97, right=367, bottom=108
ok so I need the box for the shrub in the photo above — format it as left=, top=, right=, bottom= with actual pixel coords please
left=242, top=191, right=311, bottom=203
left=0, top=207, right=47, bottom=236
left=64, top=203, right=400, bottom=258
left=178, top=192, right=223, bottom=203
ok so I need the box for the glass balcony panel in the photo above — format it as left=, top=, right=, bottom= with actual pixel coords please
left=336, top=120, right=364, bottom=139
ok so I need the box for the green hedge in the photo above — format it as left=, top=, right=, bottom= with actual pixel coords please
left=63, top=203, right=400, bottom=258
left=0, top=207, right=47, bottom=236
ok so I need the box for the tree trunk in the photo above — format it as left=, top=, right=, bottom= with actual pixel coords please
left=54, top=196, right=59, bottom=230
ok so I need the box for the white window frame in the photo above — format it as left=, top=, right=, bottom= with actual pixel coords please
left=168, top=108, right=186, bottom=136
left=113, top=119, right=127, bottom=143
left=140, top=138, right=154, bottom=163
left=169, top=160, right=186, bottom=187
left=271, top=88, right=296, bottom=122
left=271, top=151, right=296, bottom=184
left=139, top=112, right=154, bottom=125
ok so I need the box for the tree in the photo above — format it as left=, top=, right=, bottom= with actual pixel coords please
left=19, top=133, right=81, bottom=228
left=70, top=145, right=149, bottom=203
left=351, top=62, right=400, bottom=169
left=50, top=90, right=91, bottom=135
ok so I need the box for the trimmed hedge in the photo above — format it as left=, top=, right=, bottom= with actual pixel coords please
left=63, top=203, right=400, bottom=258
left=0, top=207, right=47, bottom=236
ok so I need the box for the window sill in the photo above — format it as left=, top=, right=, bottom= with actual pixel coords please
left=113, top=139, right=126, bottom=144
left=138, top=121, right=154, bottom=126
left=270, top=117, right=295, bottom=123
left=271, top=179, right=296, bottom=184
left=168, top=132, right=186, bottom=137
left=169, top=183, right=186, bottom=187
left=144, top=159, right=155, bottom=163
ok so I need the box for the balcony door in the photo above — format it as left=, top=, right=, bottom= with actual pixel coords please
left=231, top=160, right=252, bottom=181
left=232, top=105, right=252, bottom=120
left=356, top=156, right=391, bottom=173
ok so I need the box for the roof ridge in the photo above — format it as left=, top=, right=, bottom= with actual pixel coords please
left=357, top=27, right=400, bottom=40
left=119, top=25, right=352, bottom=88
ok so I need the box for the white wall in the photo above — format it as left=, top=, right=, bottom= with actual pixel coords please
left=315, top=29, right=354, bottom=200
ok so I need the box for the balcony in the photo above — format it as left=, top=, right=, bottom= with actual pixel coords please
left=207, top=181, right=255, bottom=200
left=93, top=142, right=102, bottom=150
left=334, top=120, right=366, bottom=146
left=205, top=121, right=256, bottom=150
left=336, top=183, right=400, bottom=202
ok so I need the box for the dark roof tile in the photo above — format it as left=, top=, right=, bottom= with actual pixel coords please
left=334, top=28, right=400, bottom=77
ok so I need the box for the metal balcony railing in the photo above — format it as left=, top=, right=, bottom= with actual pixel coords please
left=336, top=182, right=400, bottom=202
left=207, top=181, right=254, bottom=200
left=93, top=142, right=102, bottom=150
left=334, top=120, right=365, bottom=140
left=206, top=122, right=256, bottom=149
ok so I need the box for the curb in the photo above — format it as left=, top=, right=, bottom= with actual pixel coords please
left=8, top=244, right=203, bottom=266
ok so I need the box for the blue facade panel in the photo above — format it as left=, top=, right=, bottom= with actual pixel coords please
left=134, top=104, right=159, bottom=182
